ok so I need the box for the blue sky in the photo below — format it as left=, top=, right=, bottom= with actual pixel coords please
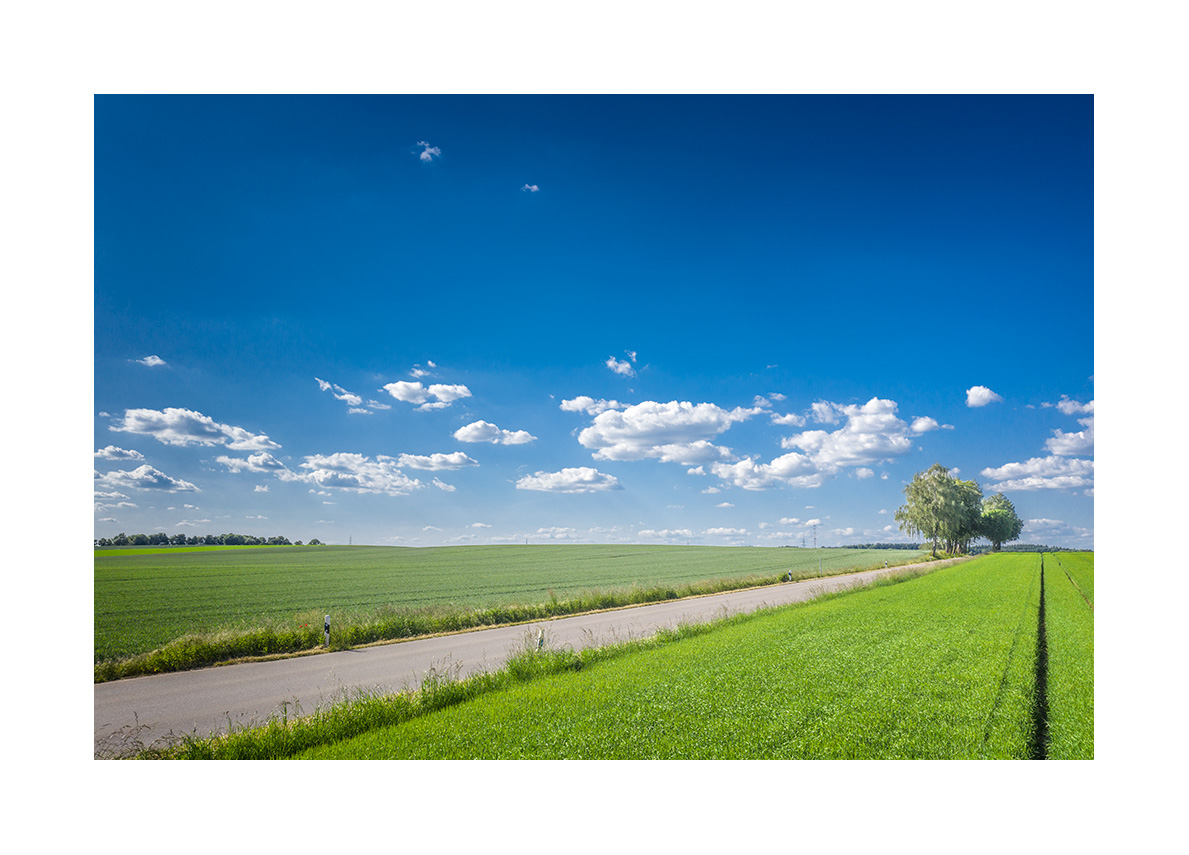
left=94, top=95, right=1094, bottom=548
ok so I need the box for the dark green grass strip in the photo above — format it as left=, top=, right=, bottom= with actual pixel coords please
left=1030, top=558, right=1049, bottom=759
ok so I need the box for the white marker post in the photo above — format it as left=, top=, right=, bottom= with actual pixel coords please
left=324, top=614, right=331, bottom=648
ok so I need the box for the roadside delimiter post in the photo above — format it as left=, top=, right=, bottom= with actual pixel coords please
left=324, top=614, right=331, bottom=648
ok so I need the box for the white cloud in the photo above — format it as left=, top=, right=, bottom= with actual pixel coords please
left=910, top=416, right=950, bottom=434
left=810, top=401, right=846, bottom=424
left=1054, top=396, right=1094, bottom=415
left=95, top=445, right=144, bottom=461
left=606, top=356, right=636, bottom=377
left=454, top=420, right=537, bottom=445
left=715, top=502, right=735, bottom=508
left=561, top=396, right=626, bottom=415
left=417, top=141, right=441, bottom=161
left=980, top=456, right=1094, bottom=491
left=382, top=381, right=472, bottom=411
left=315, top=377, right=363, bottom=407
left=468, top=522, right=492, bottom=528
left=298, top=453, right=424, bottom=496
left=536, top=526, right=580, bottom=540
left=705, top=527, right=749, bottom=537
left=856, top=467, right=875, bottom=479
left=779, top=398, right=916, bottom=472
left=711, top=453, right=824, bottom=491
left=577, top=400, right=757, bottom=466
left=521, top=184, right=540, bottom=192
left=1045, top=417, right=1094, bottom=456
left=638, top=529, right=695, bottom=540
left=136, top=355, right=166, bottom=367
left=779, top=517, right=801, bottom=525
left=770, top=412, right=806, bottom=427
left=396, top=451, right=480, bottom=470
left=515, top=467, right=622, bottom=493
left=432, top=478, right=456, bottom=492
left=966, top=385, right=1004, bottom=407
left=254, top=485, right=269, bottom=492
left=99, top=464, right=199, bottom=493
left=111, top=407, right=280, bottom=451
left=216, top=452, right=291, bottom=475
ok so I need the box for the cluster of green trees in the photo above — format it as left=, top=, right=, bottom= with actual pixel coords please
left=895, top=463, right=1024, bottom=557
left=95, top=532, right=324, bottom=547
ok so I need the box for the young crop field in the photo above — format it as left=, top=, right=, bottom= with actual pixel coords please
left=1043, top=552, right=1094, bottom=759
left=94, top=544, right=923, bottom=678
left=292, top=553, right=1049, bottom=760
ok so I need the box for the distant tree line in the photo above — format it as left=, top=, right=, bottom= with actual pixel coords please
left=895, top=463, right=1025, bottom=557
left=95, top=532, right=324, bottom=547
left=968, top=543, right=1082, bottom=554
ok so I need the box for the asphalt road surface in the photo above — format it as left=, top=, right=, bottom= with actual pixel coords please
left=94, top=558, right=958, bottom=756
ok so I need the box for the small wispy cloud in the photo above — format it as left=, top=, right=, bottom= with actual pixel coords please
left=417, top=141, right=441, bottom=162
left=521, top=184, right=540, bottom=192
left=135, top=355, right=167, bottom=367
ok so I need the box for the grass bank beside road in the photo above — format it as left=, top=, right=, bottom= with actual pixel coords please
left=95, top=544, right=924, bottom=681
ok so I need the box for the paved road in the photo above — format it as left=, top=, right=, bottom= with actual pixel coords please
left=94, top=558, right=959, bottom=755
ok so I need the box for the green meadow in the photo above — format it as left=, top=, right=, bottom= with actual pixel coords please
left=95, top=544, right=923, bottom=680
left=154, top=552, right=1093, bottom=760
left=296, top=553, right=1047, bottom=759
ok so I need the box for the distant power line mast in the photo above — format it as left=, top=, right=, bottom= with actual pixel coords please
left=813, top=524, right=817, bottom=549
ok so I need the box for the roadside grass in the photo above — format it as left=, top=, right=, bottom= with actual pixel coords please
left=95, top=544, right=924, bottom=681
left=1044, top=553, right=1094, bottom=759
left=129, top=556, right=1046, bottom=760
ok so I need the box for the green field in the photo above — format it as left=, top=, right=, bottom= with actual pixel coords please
left=95, top=544, right=924, bottom=677
left=293, top=553, right=1051, bottom=759
left=1044, top=552, right=1094, bottom=758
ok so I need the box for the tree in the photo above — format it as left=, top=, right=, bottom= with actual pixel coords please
left=979, top=492, right=1024, bottom=551
left=896, top=463, right=983, bottom=557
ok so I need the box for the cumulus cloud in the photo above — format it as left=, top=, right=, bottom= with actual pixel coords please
left=298, top=453, right=424, bottom=496
left=771, top=412, right=807, bottom=427
left=382, top=381, right=472, bottom=411
left=515, top=467, right=622, bottom=493
left=638, top=528, right=695, bottom=540
left=705, top=527, right=749, bottom=537
left=453, top=420, right=537, bottom=445
left=216, top=452, right=292, bottom=475
left=98, top=464, right=199, bottom=493
left=711, top=453, right=824, bottom=491
left=966, top=386, right=1004, bottom=407
left=980, top=456, right=1094, bottom=491
left=111, top=407, right=280, bottom=451
left=95, top=445, right=144, bottom=461
left=136, top=355, right=166, bottom=367
left=1054, top=396, right=1094, bottom=415
left=606, top=356, right=636, bottom=377
left=397, top=451, right=479, bottom=471
left=778, top=398, right=916, bottom=472
left=521, top=184, right=540, bottom=192
left=856, top=468, right=875, bottom=479
left=1045, top=417, right=1094, bottom=456
left=560, top=396, right=626, bottom=415
left=417, top=141, right=441, bottom=162
left=577, top=400, right=757, bottom=466
left=910, top=416, right=951, bottom=434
